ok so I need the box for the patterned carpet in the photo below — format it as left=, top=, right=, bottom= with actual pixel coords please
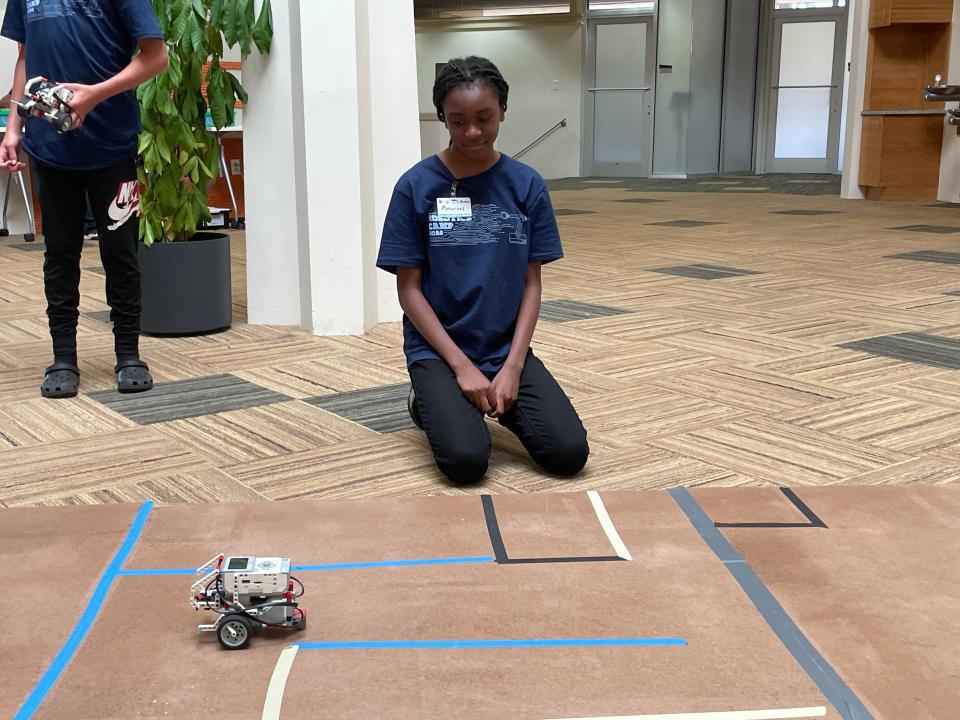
left=547, top=173, right=843, bottom=195
left=1, top=179, right=959, bottom=507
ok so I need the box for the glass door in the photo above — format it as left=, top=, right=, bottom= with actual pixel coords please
left=764, top=12, right=847, bottom=173
left=583, top=17, right=655, bottom=176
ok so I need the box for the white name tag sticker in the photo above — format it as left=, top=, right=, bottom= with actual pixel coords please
left=436, top=197, right=472, bottom=219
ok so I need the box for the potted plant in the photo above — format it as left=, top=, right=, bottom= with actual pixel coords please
left=136, top=0, right=272, bottom=334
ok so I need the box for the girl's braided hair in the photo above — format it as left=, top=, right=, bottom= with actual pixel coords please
left=433, top=56, right=509, bottom=122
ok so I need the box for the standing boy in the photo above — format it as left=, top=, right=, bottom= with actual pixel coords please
left=0, top=0, right=168, bottom=398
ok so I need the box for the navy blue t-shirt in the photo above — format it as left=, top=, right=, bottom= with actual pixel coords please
left=377, top=154, right=563, bottom=373
left=1, top=0, right=162, bottom=170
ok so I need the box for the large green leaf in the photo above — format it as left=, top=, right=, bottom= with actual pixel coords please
left=179, top=123, right=197, bottom=150
left=172, top=1, right=190, bottom=42
left=189, top=13, right=205, bottom=53
left=211, top=0, right=224, bottom=29
left=141, top=80, right=158, bottom=111
left=251, top=0, right=272, bottom=54
left=180, top=93, right=197, bottom=123
left=151, top=0, right=167, bottom=25
left=207, top=22, right=224, bottom=57
left=162, top=90, right=177, bottom=115
left=224, top=0, right=239, bottom=46
left=237, top=0, right=254, bottom=55
left=226, top=71, right=247, bottom=105
left=167, top=53, right=183, bottom=87
left=206, top=67, right=226, bottom=129
left=184, top=202, right=195, bottom=233
left=146, top=144, right=161, bottom=173
left=156, top=133, right=172, bottom=163
left=159, top=174, right=179, bottom=210
left=190, top=57, right=203, bottom=87
left=198, top=157, right=214, bottom=178
left=143, top=217, right=155, bottom=246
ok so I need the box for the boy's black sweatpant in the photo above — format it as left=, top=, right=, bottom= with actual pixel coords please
left=34, top=156, right=142, bottom=365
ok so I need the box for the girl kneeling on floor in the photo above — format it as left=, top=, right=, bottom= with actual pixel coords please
left=376, top=56, right=589, bottom=485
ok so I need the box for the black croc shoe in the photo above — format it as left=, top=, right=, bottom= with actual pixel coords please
left=115, top=359, right=154, bottom=393
left=41, top=362, right=80, bottom=399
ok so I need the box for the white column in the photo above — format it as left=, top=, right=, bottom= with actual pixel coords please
left=242, top=0, right=419, bottom=333
left=362, top=0, right=420, bottom=324
left=242, top=0, right=306, bottom=325
left=366, top=0, right=421, bottom=322
left=297, top=1, right=366, bottom=334
left=840, top=0, right=868, bottom=200
left=937, top=0, right=960, bottom=202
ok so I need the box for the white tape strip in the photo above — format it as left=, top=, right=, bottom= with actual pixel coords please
left=262, top=644, right=300, bottom=720
left=541, top=706, right=828, bottom=720
left=587, top=490, right=633, bottom=561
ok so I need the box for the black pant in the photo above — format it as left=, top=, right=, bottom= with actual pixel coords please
left=409, top=351, right=589, bottom=485
left=34, top=157, right=142, bottom=362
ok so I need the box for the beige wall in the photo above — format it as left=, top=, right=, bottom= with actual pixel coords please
left=416, top=23, right=582, bottom=179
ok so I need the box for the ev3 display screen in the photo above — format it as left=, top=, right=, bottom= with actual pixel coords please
left=227, top=557, right=249, bottom=570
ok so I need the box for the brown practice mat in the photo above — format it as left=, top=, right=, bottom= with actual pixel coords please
left=0, top=487, right=960, bottom=720
left=1, top=487, right=956, bottom=719
left=694, top=486, right=960, bottom=720
left=0, top=504, right=140, bottom=720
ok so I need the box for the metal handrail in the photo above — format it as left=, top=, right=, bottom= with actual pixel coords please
left=514, top=118, right=567, bottom=159
left=772, top=84, right=838, bottom=89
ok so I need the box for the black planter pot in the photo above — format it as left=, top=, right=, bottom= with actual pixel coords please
left=139, top=231, right=232, bottom=335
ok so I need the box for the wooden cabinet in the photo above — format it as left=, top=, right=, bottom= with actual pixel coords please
left=870, top=0, right=953, bottom=28
left=860, top=115, right=945, bottom=200
left=864, top=25, right=951, bottom=110
left=859, top=6, right=952, bottom=200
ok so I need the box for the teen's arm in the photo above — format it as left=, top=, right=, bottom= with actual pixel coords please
left=488, top=261, right=542, bottom=418
left=0, top=43, right=27, bottom=170
left=397, top=266, right=493, bottom=415
left=62, top=37, right=168, bottom=127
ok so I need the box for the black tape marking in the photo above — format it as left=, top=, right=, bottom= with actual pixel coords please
left=669, top=487, right=874, bottom=720
left=481, top=495, right=508, bottom=563
left=481, top=496, right=627, bottom=565
left=714, top=487, right=828, bottom=529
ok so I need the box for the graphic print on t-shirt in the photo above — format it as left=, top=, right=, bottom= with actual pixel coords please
left=26, top=0, right=104, bottom=21
left=428, top=204, right=528, bottom=246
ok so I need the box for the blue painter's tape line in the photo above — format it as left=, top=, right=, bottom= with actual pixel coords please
left=292, top=555, right=496, bottom=571
left=118, top=555, right=497, bottom=576
left=296, top=637, right=686, bottom=650
left=14, top=501, right=155, bottom=720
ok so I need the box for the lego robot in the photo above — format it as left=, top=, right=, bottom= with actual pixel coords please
left=14, top=76, right=74, bottom=133
left=190, top=553, right=306, bottom=650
